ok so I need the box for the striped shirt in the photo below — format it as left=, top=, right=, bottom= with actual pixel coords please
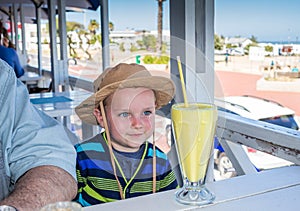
left=74, top=132, right=178, bottom=206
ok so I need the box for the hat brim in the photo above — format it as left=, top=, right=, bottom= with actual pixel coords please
left=75, top=76, right=175, bottom=125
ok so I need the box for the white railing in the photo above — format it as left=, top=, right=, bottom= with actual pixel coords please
left=216, top=111, right=300, bottom=176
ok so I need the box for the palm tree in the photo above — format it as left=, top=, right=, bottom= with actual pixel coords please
left=157, top=0, right=166, bottom=54
left=88, top=19, right=100, bottom=35
left=109, top=21, right=114, bottom=32
left=66, top=21, right=85, bottom=59
left=75, top=20, right=100, bottom=60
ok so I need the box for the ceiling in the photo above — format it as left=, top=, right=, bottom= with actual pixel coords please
left=0, top=0, right=99, bottom=23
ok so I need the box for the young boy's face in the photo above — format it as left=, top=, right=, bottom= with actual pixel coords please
left=94, top=87, right=156, bottom=152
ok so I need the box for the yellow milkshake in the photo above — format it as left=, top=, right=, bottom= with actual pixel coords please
left=172, top=103, right=217, bottom=183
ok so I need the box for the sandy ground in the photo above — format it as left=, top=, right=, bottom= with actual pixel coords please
left=215, top=54, right=300, bottom=74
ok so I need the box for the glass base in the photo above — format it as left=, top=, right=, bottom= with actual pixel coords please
left=175, top=182, right=215, bottom=206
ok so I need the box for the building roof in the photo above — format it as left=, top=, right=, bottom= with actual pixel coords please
left=225, top=37, right=251, bottom=45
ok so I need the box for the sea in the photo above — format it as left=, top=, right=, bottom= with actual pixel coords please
left=260, top=41, right=300, bottom=45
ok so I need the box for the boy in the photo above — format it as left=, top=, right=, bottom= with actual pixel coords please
left=74, top=63, right=178, bottom=206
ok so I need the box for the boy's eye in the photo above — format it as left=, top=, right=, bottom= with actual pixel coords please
left=119, top=112, right=130, bottom=117
left=143, top=110, right=152, bottom=116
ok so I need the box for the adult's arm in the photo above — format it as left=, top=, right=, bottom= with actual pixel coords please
left=0, top=60, right=77, bottom=209
left=0, top=166, right=77, bottom=211
left=11, top=49, right=24, bottom=78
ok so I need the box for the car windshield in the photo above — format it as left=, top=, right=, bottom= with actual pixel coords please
left=260, top=115, right=299, bottom=130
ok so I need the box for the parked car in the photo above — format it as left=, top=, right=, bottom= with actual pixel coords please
left=214, top=95, right=299, bottom=179
left=227, top=48, right=245, bottom=56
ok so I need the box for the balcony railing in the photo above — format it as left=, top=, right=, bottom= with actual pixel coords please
left=215, top=111, right=300, bottom=177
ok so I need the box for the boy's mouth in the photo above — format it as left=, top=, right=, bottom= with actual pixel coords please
left=128, top=133, right=144, bottom=137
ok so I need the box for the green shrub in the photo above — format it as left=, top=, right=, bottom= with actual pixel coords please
left=142, top=55, right=170, bottom=64
left=143, top=55, right=155, bottom=64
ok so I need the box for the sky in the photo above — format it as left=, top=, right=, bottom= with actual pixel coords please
left=66, top=0, right=300, bottom=42
left=215, top=0, right=300, bottom=42
left=67, top=0, right=169, bottom=31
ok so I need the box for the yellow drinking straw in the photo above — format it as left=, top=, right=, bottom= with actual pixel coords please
left=176, top=56, right=189, bottom=107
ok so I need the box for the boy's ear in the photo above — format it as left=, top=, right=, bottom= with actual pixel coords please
left=93, top=108, right=105, bottom=127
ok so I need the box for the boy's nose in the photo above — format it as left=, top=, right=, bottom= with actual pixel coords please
left=131, top=116, right=143, bottom=128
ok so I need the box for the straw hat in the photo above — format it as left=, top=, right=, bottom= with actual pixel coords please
left=75, top=63, right=175, bottom=125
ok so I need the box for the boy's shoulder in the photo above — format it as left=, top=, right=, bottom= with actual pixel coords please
left=75, top=134, right=106, bottom=152
left=146, top=142, right=168, bottom=160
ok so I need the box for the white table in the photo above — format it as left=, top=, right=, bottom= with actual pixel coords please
left=19, top=72, right=44, bottom=89
left=29, top=90, right=98, bottom=139
left=29, top=90, right=90, bottom=117
left=83, top=166, right=300, bottom=211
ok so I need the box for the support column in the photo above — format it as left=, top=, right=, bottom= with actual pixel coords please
left=100, top=0, right=110, bottom=70
left=47, top=0, right=69, bottom=92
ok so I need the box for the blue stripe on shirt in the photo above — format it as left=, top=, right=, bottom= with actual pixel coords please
left=141, top=163, right=168, bottom=175
left=148, top=148, right=167, bottom=160
left=77, top=194, right=92, bottom=206
left=76, top=143, right=105, bottom=153
left=78, top=159, right=113, bottom=172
